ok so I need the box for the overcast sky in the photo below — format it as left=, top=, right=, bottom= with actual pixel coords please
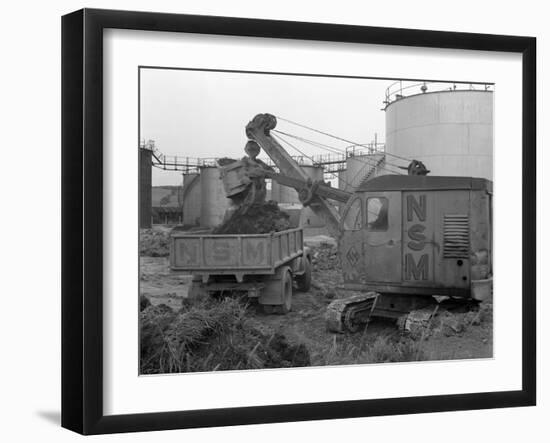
left=140, top=68, right=394, bottom=186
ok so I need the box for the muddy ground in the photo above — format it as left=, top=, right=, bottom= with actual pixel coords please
left=139, top=227, right=492, bottom=373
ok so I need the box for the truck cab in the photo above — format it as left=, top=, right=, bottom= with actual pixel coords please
left=340, top=175, right=492, bottom=302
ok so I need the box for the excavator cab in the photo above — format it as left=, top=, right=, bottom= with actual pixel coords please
left=340, top=190, right=402, bottom=289
left=339, top=175, right=493, bottom=316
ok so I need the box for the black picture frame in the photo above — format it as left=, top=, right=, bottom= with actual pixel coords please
left=61, top=8, right=536, bottom=435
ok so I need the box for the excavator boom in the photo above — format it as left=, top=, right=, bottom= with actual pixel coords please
left=264, top=171, right=351, bottom=204
left=245, top=113, right=351, bottom=237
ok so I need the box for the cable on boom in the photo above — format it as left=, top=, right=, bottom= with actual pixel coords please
left=275, top=115, right=414, bottom=163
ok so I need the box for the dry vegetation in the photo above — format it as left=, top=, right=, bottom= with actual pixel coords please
left=140, top=296, right=310, bottom=374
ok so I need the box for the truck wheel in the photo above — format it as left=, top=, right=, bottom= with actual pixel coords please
left=188, top=279, right=203, bottom=299
left=273, top=267, right=293, bottom=314
left=263, top=305, right=276, bottom=314
left=295, top=255, right=312, bottom=292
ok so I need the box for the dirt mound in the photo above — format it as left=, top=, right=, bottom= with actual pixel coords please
left=263, top=333, right=310, bottom=367
left=139, top=297, right=310, bottom=374
left=431, top=301, right=493, bottom=337
left=311, top=243, right=340, bottom=271
left=139, top=228, right=170, bottom=257
left=397, top=300, right=493, bottom=342
left=213, top=200, right=291, bottom=235
left=309, top=242, right=342, bottom=300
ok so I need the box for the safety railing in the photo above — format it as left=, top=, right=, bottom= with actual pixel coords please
left=383, top=81, right=493, bottom=108
left=140, top=140, right=386, bottom=176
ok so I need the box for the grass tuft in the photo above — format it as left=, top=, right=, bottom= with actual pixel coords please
left=140, top=297, right=310, bottom=374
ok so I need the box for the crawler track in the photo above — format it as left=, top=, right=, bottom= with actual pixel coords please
left=325, top=292, right=379, bottom=333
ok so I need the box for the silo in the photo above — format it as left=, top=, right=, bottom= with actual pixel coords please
left=139, top=148, right=152, bottom=228
left=182, top=173, right=201, bottom=227
left=385, top=90, right=493, bottom=180
left=199, top=166, right=231, bottom=228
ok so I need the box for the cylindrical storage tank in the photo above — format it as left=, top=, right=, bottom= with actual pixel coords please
left=336, top=170, right=347, bottom=213
left=271, top=180, right=300, bottom=204
left=265, top=179, right=277, bottom=201
left=272, top=164, right=325, bottom=205
left=338, top=170, right=347, bottom=191
left=301, top=164, right=324, bottom=182
left=182, top=173, right=201, bottom=226
left=385, top=90, right=493, bottom=180
left=337, top=169, right=349, bottom=214
left=268, top=179, right=277, bottom=202
left=299, top=165, right=325, bottom=228
left=139, top=148, right=152, bottom=228
left=199, top=166, right=231, bottom=228
left=344, top=153, right=387, bottom=192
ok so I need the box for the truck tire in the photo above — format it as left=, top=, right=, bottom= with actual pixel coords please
left=273, top=267, right=293, bottom=314
left=295, top=255, right=312, bottom=292
left=188, top=278, right=203, bottom=299
left=262, top=266, right=293, bottom=314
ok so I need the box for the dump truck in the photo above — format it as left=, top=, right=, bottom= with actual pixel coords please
left=170, top=228, right=312, bottom=314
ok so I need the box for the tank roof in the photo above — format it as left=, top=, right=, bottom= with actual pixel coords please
left=383, top=81, right=493, bottom=110
left=358, top=175, right=492, bottom=192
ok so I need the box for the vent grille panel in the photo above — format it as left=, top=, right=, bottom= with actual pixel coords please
left=444, top=214, right=469, bottom=258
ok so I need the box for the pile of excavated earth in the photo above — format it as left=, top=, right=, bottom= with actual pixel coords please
left=213, top=157, right=291, bottom=235
left=213, top=200, right=291, bottom=235
left=310, top=242, right=340, bottom=271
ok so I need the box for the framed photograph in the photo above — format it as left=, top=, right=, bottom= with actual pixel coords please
left=62, top=8, right=536, bottom=435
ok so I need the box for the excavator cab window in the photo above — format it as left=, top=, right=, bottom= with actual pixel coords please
left=343, top=198, right=363, bottom=231
left=367, top=197, right=389, bottom=231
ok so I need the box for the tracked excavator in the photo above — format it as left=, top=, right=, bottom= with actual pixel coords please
left=219, top=113, right=493, bottom=333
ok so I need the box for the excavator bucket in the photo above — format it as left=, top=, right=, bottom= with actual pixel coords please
left=218, top=160, right=252, bottom=198
left=217, top=155, right=273, bottom=219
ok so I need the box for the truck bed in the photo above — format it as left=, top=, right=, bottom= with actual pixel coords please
left=170, top=227, right=304, bottom=277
